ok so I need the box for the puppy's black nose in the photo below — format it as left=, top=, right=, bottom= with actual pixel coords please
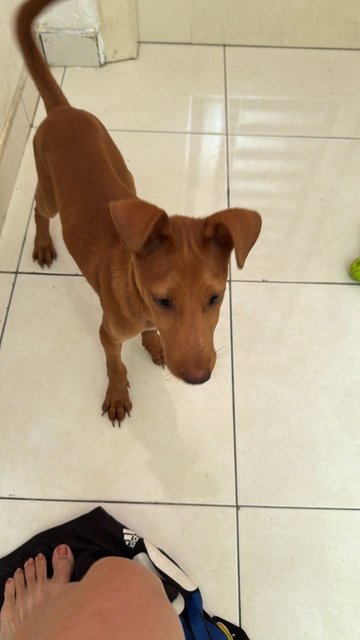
left=181, top=369, right=211, bottom=385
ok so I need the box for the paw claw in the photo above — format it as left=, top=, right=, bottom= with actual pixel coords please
left=102, top=384, right=132, bottom=427
left=33, top=241, right=57, bottom=268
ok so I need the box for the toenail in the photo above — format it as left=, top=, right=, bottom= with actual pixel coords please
left=37, top=553, right=44, bottom=560
left=25, top=558, right=34, bottom=566
left=6, top=578, right=13, bottom=584
left=15, top=568, right=23, bottom=574
left=56, top=544, right=69, bottom=557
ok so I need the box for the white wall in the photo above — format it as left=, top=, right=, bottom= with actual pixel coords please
left=137, top=0, right=360, bottom=48
left=0, top=0, right=24, bottom=138
left=37, top=0, right=98, bottom=30
left=0, top=0, right=38, bottom=230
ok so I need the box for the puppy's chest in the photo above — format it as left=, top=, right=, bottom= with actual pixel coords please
left=104, top=305, right=155, bottom=342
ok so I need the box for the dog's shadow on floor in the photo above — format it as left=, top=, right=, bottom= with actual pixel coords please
left=63, top=279, right=227, bottom=502
left=123, top=339, right=228, bottom=502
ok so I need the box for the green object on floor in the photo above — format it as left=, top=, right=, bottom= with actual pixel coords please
left=349, top=258, right=360, bottom=282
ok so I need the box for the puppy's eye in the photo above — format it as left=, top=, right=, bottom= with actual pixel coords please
left=153, top=296, right=172, bottom=309
left=208, top=294, right=222, bottom=307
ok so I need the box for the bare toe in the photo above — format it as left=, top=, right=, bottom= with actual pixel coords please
left=35, top=554, right=47, bottom=586
left=2, top=577, right=15, bottom=609
left=0, top=578, right=16, bottom=640
left=13, top=569, right=25, bottom=603
left=24, top=558, right=35, bottom=587
left=51, top=545, right=74, bottom=585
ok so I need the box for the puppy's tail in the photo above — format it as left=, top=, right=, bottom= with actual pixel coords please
left=16, top=0, right=69, bottom=113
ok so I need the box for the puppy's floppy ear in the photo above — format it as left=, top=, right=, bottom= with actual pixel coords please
left=110, top=198, right=169, bottom=254
left=204, top=208, right=262, bottom=268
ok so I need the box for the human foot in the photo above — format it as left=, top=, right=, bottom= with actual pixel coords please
left=0, top=544, right=74, bottom=640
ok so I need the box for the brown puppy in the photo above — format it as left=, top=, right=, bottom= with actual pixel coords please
left=16, top=0, right=262, bottom=425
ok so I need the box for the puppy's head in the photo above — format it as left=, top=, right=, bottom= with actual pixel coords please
left=110, top=198, right=261, bottom=384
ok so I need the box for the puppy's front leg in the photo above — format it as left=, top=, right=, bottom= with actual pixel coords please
left=141, top=329, right=165, bottom=367
left=33, top=205, right=57, bottom=268
left=99, top=318, right=132, bottom=426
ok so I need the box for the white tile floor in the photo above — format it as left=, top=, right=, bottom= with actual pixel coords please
left=1, top=44, right=360, bottom=640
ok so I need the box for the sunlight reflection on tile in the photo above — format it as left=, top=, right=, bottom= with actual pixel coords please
left=226, top=47, right=360, bottom=137
left=229, top=135, right=360, bottom=282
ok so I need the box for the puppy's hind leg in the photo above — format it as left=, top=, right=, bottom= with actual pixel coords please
left=33, top=185, right=58, bottom=268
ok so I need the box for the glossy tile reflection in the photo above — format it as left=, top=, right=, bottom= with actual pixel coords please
left=62, top=44, right=226, bottom=133
left=229, top=136, right=360, bottom=282
left=226, top=47, right=360, bottom=137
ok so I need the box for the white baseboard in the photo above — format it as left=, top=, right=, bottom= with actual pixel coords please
left=39, top=29, right=105, bottom=67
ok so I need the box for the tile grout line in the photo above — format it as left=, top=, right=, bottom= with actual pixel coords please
left=60, top=67, right=67, bottom=87
left=0, top=198, right=35, bottom=349
left=3, top=494, right=360, bottom=512
left=139, top=40, right=360, bottom=53
left=238, top=504, right=360, bottom=512
left=29, top=124, right=229, bottom=137
left=0, top=496, right=235, bottom=508
left=10, top=271, right=83, bottom=277
left=104, top=128, right=360, bottom=143
left=1, top=270, right=357, bottom=287
left=1, top=271, right=357, bottom=287
left=111, top=129, right=226, bottom=136
left=223, top=44, right=242, bottom=629
left=106, top=130, right=360, bottom=142
left=29, top=121, right=360, bottom=145
left=228, top=280, right=242, bottom=627
left=0, top=276, right=18, bottom=349
left=226, top=132, right=360, bottom=141
left=230, top=279, right=358, bottom=286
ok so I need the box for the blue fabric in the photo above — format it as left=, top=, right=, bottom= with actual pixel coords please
left=181, top=592, right=226, bottom=639
left=180, top=591, right=248, bottom=640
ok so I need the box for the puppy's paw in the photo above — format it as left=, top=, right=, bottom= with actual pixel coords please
left=141, top=331, right=165, bottom=367
left=102, top=383, right=132, bottom=427
left=33, top=240, right=57, bottom=268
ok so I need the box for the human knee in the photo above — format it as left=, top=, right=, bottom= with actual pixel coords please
left=85, top=556, right=163, bottom=597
